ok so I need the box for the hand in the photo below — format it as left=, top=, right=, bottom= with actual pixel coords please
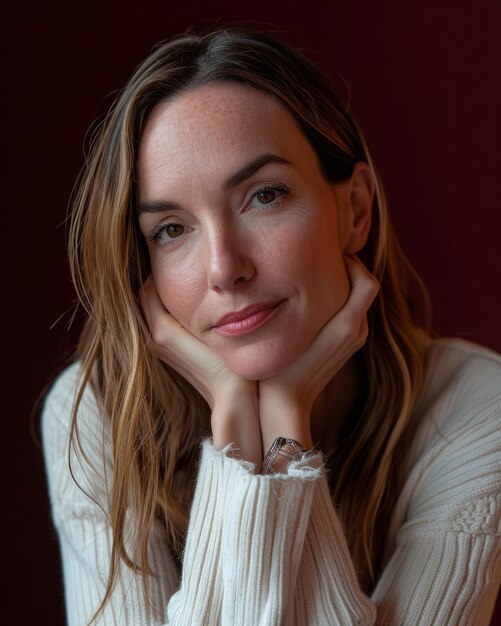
left=141, top=277, right=262, bottom=464
left=258, top=255, right=379, bottom=453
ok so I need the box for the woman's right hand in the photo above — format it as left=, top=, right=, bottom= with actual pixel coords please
left=141, top=277, right=262, bottom=465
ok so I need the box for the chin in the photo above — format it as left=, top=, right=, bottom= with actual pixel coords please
left=220, top=342, right=302, bottom=381
left=226, top=362, right=283, bottom=381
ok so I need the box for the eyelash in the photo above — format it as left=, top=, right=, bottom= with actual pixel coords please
left=249, top=183, right=290, bottom=208
left=146, top=222, right=186, bottom=244
left=146, top=183, right=290, bottom=245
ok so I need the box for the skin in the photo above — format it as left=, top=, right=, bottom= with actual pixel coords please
left=137, top=83, right=379, bottom=468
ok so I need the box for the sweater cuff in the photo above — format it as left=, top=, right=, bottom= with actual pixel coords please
left=202, top=439, right=324, bottom=623
left=203, top=437, right=325, bottom=477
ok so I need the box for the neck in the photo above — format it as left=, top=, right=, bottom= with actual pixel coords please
left=311, top=352, right=367, bottom=455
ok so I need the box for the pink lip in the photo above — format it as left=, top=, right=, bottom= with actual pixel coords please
left=213, top=301, right=284, bottom=337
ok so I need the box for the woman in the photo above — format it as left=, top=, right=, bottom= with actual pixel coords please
left=42, top=28, right=501, bottom=625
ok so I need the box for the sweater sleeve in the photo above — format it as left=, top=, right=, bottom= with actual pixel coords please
left=166, top=441, right=376, bottom=625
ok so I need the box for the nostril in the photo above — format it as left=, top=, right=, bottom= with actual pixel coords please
left=206, top=240, right=256, bottom=291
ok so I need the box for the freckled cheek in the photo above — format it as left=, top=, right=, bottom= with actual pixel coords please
left=268, top=222, right=349, bottom=316
left=151, top=255, right=205, bottom=331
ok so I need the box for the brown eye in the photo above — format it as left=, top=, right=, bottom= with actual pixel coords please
left=151, top=222, right=189, bottom=245
left=256, top=189, right=277, bottom=204
left=164, top=224, right=184, bottom=238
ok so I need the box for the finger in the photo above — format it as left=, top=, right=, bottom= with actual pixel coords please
left=141, top=276, right=166, bottom=325
left=140, top=284, right=211, bottom=385
left=300, top=258, right=377, bottom=366
left=140, top=276, right=185, bottom=345
left=338, top=255, right=379, bottom=320
left=345, top=255, right=379, bottom=298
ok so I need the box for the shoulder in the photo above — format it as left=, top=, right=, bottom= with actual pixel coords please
left=42, top=361, right=104, bottom=464
left=41, top=361, right=81, bottom=467
left=384, top=339, right=501, bottom=545
left=425, top=335, right=501, bottom=376
left=41, top=361, right=112, bottom=519
left=403, top=339, right=501, bottom=519
left=417, top=337, right=501, bottom=435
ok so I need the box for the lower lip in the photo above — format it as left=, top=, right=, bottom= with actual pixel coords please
left=214, top=301, right=284, bottom=337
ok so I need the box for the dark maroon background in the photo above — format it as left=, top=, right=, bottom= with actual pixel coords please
left=2, top=1, right=500, bottom=624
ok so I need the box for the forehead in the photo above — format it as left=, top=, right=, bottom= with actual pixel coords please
left=137, top=83, right=315, bottom=192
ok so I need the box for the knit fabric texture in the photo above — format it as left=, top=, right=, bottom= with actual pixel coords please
left=42, top=338, right=501, bottom=625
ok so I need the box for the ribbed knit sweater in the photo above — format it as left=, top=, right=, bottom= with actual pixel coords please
left=42, top=338, right=501, bottom=625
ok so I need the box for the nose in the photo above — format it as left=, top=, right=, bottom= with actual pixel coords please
left=205, top=225, right=256, bottom=292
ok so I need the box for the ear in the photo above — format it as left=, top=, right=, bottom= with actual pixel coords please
left=341, top=162, right=375, bottom=254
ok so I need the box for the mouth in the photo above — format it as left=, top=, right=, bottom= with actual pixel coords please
left=213, top=300, right=284, bottom=337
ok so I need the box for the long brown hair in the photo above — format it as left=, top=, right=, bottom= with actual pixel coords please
left=68, top=28, right=430, bottom=622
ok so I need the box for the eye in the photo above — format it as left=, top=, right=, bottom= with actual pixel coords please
left=249, top=184, right=290, bottom=209
left=147, top=222, right=187, bottom=245
left=161, top=224, right=184, bottom=239
left=256, top=189, right=279, bottom=204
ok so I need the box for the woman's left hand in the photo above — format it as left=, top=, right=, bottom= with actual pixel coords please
left=258, top=254, right=379, bottom=454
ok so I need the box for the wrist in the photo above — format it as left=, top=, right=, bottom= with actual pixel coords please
left=261, top=437, right=314, bottom=474
left=211, top=381, right=262, bottom=465
left=258, top=384, right=314, bottom=453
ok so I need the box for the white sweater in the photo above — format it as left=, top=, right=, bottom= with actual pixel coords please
left=42, top=338, right=501, bottom=625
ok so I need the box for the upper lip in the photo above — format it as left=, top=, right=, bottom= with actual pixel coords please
left=214, top=301, right=282, bottom=327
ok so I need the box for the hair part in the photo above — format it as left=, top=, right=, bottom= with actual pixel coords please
left=67, top=27, right=431, bottom=622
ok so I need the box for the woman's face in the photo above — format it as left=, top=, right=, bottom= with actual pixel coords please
left=137, top=83, right=356, bottom=379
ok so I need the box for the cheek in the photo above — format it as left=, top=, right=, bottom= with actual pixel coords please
left=152, top=255, right=204, bottom=328
left=272, top=221, right=349, bottom=317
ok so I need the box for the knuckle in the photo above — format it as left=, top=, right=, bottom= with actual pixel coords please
left=339, top=317, right=357, bottom=338
left=150, top=324, right=170, bottom=347
left=359, top=327, right=369, bottom=345
left=150, top=328, right=162, bottom=345
left=366, top=275, right=380, bottom=296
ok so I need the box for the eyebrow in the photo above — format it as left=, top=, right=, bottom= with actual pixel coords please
left=223, top=153, right=292, bottom=190
left=136, top=153, right=292, bottom=214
